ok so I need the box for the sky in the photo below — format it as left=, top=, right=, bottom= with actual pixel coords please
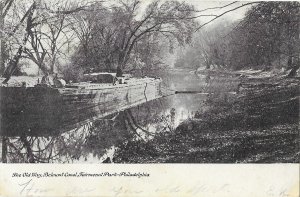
left=19, top=0, right=251, bottom=31
left=136, top=0, right=251, bottom=24
left=21, top=0, right=251, bottom=23
left=183, top=1, right=250, bottom=20
left=146, top=0, right=253, bottom=67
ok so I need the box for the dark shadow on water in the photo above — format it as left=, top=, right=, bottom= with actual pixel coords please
left=0, top=92, right=208, bottom=163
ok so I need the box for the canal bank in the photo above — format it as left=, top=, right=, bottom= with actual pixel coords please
left=113, top=72, right=300, bottom=163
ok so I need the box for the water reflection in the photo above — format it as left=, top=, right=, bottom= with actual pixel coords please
left=0, top=92, right=209, bottom=163
left=0, top=69, right=224, bottom=163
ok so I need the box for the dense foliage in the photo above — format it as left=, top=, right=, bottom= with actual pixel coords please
left=228, top=2, right=300, bottom=71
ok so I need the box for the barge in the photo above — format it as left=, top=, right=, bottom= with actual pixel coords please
left=0, top=73, right=162, bottom=136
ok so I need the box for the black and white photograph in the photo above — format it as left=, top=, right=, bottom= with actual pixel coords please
left=0, top=0, right=299, bottom=164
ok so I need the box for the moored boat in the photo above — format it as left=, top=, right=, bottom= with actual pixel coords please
left=0, top=73, right=162, bottom=136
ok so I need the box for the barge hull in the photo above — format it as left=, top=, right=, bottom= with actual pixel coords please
left=0, top=79, right=162, bottom=136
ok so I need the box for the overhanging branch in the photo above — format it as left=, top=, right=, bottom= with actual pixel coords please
left=195, top=1, right=262, bottom=31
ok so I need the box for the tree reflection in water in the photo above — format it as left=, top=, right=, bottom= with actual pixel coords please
left=1, top=113, right=128, bottom=163
left=0, top=96, right=184, bottom=163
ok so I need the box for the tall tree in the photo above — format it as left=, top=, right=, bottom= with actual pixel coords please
left=1, top=0, right=90, bottom=82
left=174, top=19, right=233, bottom=70
left=0, top=1, right=4, bottom=74
left=226, top=2, right=300, bottom=72
left=0, top=0, right=15, bottom=75
left=2, top=1, right=36, bottom=83
left=71, top=0, right=197, bottom=74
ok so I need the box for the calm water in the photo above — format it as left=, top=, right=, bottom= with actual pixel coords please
left=0, top=69, right=237, bottom=163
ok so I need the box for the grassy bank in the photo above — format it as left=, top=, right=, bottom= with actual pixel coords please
left=114, top=74, right=300, bottom=163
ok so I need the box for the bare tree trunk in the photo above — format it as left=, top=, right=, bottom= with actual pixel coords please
left=0, top=2, right=5, bottom=75
left=286, top=17, right=294, bottom=70
left=1, top=137, right=7, bottom=163
left=50, top=57, right=55, bottom=73
left=2, top=33, right=29, bottom=83
left=2, top=2, right=35, bottom=83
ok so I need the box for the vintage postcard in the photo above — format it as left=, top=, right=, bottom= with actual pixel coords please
left=0, top=0, right=299, bottom=196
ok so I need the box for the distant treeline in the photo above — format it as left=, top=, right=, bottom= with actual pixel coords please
left=175, top=2, right=300, bottom=76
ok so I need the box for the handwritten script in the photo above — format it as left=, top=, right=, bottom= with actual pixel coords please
left=18, top=179, right=95, bottom=196
left=16, top=179, right=291, bottom=197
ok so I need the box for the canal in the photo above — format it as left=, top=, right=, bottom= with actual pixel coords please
left=1, top=69, right=231, bottom=163
left=2, top=69, right=297, bottom=163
